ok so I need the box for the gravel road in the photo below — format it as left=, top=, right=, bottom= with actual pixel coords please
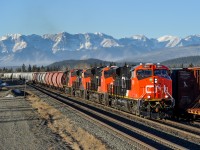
left=0, top=92, right=70, bottom=150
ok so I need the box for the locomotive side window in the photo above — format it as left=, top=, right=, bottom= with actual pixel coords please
left=84, top=69, right=92, bottom=78
left=154, top=69, right=171, bottom=79
left=136, top=69, right=152, bottom=80
left=71, top=71, right=77, bottom=77
left=104, top=69, right=116, bottom=78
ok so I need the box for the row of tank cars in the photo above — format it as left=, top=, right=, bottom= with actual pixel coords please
left=3, top=72, right=66, bottom=89
left=2, top=63, right=200, bottom=119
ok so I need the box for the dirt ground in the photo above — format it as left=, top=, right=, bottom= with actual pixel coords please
left=0, top=82, right=106, bottom=150
left=0, top=90, right=70, bottom=150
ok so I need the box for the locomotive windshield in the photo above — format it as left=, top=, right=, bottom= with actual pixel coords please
left=136, top=69, right=152, bottom=80
left=154, top=69, right=170, bottom=79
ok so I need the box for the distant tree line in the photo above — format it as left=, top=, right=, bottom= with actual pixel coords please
left=0, top=64, right=64, bottom=73
left=0, top=61, right=119, bottom=73
left=162, top=56, right=200, bottom=68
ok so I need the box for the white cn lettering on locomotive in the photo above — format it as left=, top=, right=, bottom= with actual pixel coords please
left=145, top=85, right=167, bottom=93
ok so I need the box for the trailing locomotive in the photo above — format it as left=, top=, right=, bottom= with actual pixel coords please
left=2, top=63, right=174, bottom=118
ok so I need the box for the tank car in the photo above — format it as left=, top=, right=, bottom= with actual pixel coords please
left=3, top=73, right=13, bottom=79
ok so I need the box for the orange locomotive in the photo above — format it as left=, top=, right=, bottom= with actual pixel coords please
left=68, top=63, right=174, bottom=118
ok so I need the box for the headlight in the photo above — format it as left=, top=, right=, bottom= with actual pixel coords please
left=165, top=95, right=168, bottom=98
left=147, top=95, right=151, bottom=99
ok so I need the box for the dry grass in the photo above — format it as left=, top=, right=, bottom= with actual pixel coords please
left=27, top=91, right=106, bottom=150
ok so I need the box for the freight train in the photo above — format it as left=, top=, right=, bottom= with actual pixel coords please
left=2, top=63, right=174, bottom=119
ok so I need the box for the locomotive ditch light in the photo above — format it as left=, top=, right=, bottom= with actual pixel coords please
left=165, top=95, right=169, bottom=98
left=147, top=95, right=151, bottom=99
left=156, top=63, right=162, bottom=67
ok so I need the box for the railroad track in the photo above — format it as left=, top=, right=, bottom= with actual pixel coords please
left=151, top=119, right=200, bottom=136
left=28, top=84, right=200, bottom=149
left=193, top=120, right=200, bottom=127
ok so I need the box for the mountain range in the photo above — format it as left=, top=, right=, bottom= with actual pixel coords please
left=0, top=32, right=200, bottom=66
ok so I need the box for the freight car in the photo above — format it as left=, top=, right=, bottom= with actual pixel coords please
left=187, top=67, right=200, bottom=119
left=171, top=67, right=200, bottom=119
left=187, top=100, right=200, bottom=119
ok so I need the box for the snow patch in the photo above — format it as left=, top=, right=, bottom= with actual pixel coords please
left=101, top=39, right=119, bottom=47
left=13, top=41, right=27, bottom=52
left=157, top=35, right=180, bottom=47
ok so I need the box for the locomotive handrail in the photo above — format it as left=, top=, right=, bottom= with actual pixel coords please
left=164, top=88, right=175, bottom=107
left=138, top=87, right=146, bottom=101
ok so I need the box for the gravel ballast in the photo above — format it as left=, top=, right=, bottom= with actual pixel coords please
left=29, top=87, right=137, bottom=150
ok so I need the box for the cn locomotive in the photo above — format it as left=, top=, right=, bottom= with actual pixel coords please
left=2, top=63, right=174, bottom=118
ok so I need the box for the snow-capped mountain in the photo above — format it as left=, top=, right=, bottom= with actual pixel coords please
left=0, top=32, right=200, bottom=66
left=157, top=35, right=181, bottom=47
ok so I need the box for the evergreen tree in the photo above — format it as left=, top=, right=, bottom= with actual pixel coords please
left=109, top=62, right=113, bottom=67
left=16, top=67, right=21, bottom=72
left=46, top=66, right=50, bottom=72
left=32, top=65, right=37, bottom=72
left=40, top=65, right=45, bottom=72
left=124, top=62, right=127, bottom=67
left=180, top=63, right=184, bottom=68
left=28, top=64, right=32, bottom=72
left=22, top=64, right=26, bottom=72
left=188, top=63, right=194, bottom=67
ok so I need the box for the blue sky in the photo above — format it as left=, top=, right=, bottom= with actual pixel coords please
left=0, top=0, right=199, bottom=38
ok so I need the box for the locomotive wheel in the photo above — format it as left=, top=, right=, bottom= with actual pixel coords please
left=102, top=93, right=109, bottom=106
left=111, top=99, right=117, bottom=109
left=159, top=111, right=166, bottom=119
left=82, top=90, right=86, bottom=100
left=127, top=101, right=132, bottom=113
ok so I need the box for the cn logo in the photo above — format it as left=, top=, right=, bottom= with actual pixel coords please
left=146, top=85, right=155, bottom=93
left=145, top=85, right=167, bottom=93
